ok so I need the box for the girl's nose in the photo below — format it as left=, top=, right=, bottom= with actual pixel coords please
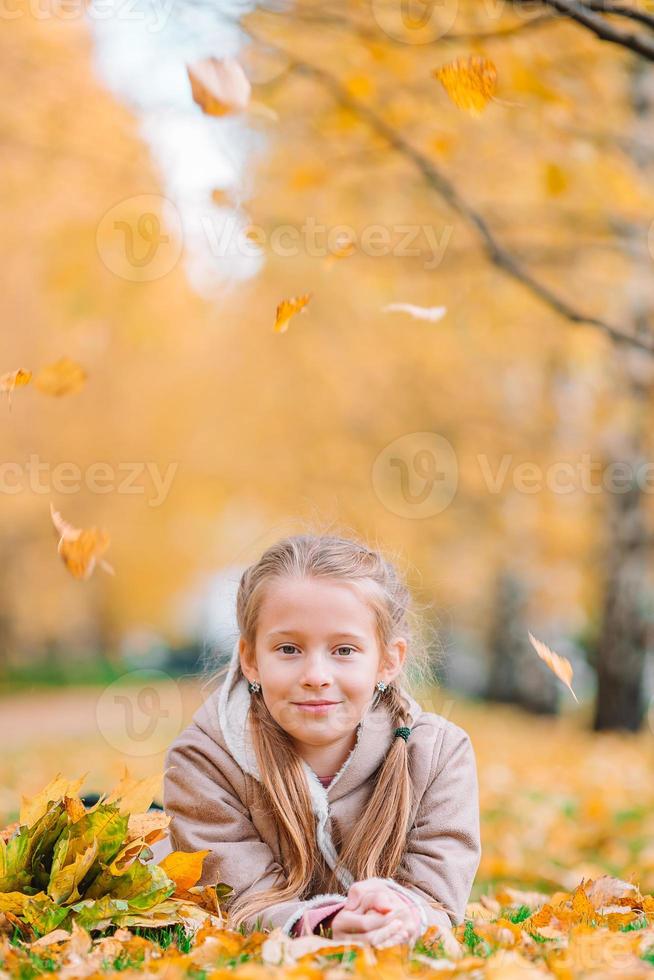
left=300, top=652, right=333, bottom=686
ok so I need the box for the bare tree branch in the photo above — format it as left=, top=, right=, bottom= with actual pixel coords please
left=516, top=0, right=654, bottom=59
left=244, top=30, right=654, bottom=355
left=582, top=0, right=654, bottom=33
left=251, top=3, right=558, bottom=44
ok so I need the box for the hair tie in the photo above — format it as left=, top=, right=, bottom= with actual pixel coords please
left=394, top=726, right=411, bottom=742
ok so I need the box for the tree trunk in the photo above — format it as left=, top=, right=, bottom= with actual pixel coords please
left=593, top=57, right=654, bottom=731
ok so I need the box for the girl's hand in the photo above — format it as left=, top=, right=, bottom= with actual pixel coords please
left=330, top=879, right=422, bottom=947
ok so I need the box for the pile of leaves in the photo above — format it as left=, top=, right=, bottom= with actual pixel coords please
left=0, top=771, right=231, bottom=939
left=3, top=874, right=654, bottom=977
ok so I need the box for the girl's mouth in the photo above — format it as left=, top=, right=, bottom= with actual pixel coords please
left=292, top=701, right=341, bottom=714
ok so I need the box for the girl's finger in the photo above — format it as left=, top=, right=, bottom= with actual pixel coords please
left=356, top=912, right=411, bottom=947
left=334, top=908, right=390, bottom=934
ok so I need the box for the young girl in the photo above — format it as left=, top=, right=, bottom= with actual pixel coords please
left=163, top=534, right=481, bottom=947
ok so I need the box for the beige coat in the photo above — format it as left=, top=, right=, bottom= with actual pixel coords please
left=163, top=640, right=481, bottom=936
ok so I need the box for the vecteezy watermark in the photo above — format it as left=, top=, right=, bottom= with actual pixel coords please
left=0, top=455, right=178, bottom=507
left=96, top=194, right=183, bottom=282
left=372, top=435, right=654, bottom=518
left=370, top=0, right=460, bottom=44
left=96, top=669, right=183, bottom=757
left=0, top=0, right=176, bottom=30
left=372, top=432, right=459, bottom=519
left=370, top=0, right=558, bottom=44
left=477, top=453, right=654, bottom=496
left=201, top=216, right=454, bottom=271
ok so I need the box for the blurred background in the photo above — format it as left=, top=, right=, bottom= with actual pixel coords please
left=3, top=0, right=654, bottom=897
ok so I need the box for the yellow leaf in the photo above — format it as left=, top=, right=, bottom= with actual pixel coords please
left=544, top=161, right=568, bottom=196
left=20, top=773, right=88, bottom=827
left=64, top=796, right=87, bottom=823
left=273, top=294, right=312, bottom=333
left=126, top=810, right=170, bottom=845
left=528, top=631, right=579, bottom=702
left=159, top=850, right=210, bottom=893
left=187, top=57, right=250, bottom=116
left=344, top=75, right=375, bottom=100
left=50, top=502, right=113, bottom=581
left=433, top=56, right=498, bottom=116
left=33, top=357, right=87, bottom=397
left=324, top=233, right=357, bottom=269
left=104, top=767, right=162, bottom=816
left=0, top=368, right=32, bottom=410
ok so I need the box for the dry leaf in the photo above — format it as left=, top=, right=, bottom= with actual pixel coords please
left=126, top=810, right=170, bottom=844
left=273, top=294, right=312, bottom=333
left=433, top=56, right=498, bottom=116
left=528, top=631, right=579, bottom=702
left=187, top=57, right=251, bottom=116
left=382, top=303, right=447, bottom=322
left=158, top=850, right=210, bottom=893
left=0, top=368, right=32, bottom=410
left=325, top=233, right=357, bottom=269
left=33, top=357, right=87, bottom=397
left=104, top=767, right=162, bottom=816
left=20, top=773, right=89, bottom=827
left=50, top=502, right=114, bottom=581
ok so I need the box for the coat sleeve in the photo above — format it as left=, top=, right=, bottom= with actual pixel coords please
left=163, top=722, right=347, bottom=934
left=385, top=722, right=482, bottom=933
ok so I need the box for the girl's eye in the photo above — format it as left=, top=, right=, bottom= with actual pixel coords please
left=277, top=644, right=355, bottom=656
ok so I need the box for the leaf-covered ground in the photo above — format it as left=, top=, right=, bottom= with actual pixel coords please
left=2, top=684, right=653, bottom=976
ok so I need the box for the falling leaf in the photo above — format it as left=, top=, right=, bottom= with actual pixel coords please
left=528, top=631, right=579, bottom=702
left=273, top=294, right=312, bottom=333
left=50, top=502, right=114, bottom=581
left=211, top=188, right=230, bottom=206
left=544, top=161, right=569, bottom=196
left=382, top=303, right=447, bottom=322
left=158, top=850, right=210, bottom=894
left=33, top=357, right=87, bottom=397
left=433, top=56, right=498, bottom=116
left=325, top=232, right=357, bottom=269
left=187, top=56, right=251, bottom=116
left=0, top=368, right=32, bottom=410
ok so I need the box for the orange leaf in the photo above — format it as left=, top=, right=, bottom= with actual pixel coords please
left=433, top=56, right=497, bottom=116
left=273, top=294, right=312, bottom=333
left=528, top=631, right=579, bottom=703
left=50, top=502, right=114, bottom=581
left=34, top=357, right=87, bottom=397
left=0, top=368, right=32, bottom=410
left=187, top=57, right=250, bottom=116
left=159, top=850, right=210, bottom=893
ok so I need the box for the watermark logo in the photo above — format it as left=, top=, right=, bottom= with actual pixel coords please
left=372, top=432, right=459, bottom=518
left=370, top=0, right=459, bottom=44
left=96, top=669, right=183, bottom=757
left=96, top=194, right=183, bottom=282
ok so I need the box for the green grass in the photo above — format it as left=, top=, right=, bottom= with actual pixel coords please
left=504, top=904, right=532, bottom=924
left=462, top=920, right=491, bottom=957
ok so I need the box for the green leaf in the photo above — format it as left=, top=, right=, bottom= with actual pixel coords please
left=47, top=839, right=98, bottom=904
left=22, top=893, right=69, bottom=933
left=71, top=896, right=129, bottom=931
left=1, top=826, right=30, bottom=881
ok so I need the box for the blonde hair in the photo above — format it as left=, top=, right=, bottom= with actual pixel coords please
left=223, top=531, right=438, bottom=931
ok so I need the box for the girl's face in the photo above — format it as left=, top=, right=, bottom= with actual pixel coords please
left=239, top=576, right=406, bottom=749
